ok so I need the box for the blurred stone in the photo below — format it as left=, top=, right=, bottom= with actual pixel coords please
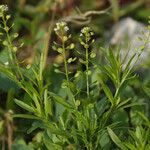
left=109, top=17, right=150, bottom=67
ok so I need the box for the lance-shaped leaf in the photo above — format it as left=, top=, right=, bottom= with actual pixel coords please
left=14, top=99, right=36, bottom=113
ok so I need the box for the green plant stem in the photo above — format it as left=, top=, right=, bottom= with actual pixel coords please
left=2, top=15, right=13, bottom=64
left=2, top=15, right=23, bottom=79
left=88, top=142, right=93, bottom=150
left=85, top=38, right=89, bottom=98
left=62, top=36, right=77, bottom=107
left=39, top=11, right=55, bottom=82
left=102, top=107, right=114, bottom=129
left=62, top=41, right=69, bottom=84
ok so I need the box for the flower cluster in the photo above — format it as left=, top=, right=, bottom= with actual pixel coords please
left=54, top=21, right=69, bottom=35
left=53, top=21, right=75, bottom=53
left=0, top=5, right=8, bottom=17
left=79, top=26, right=95, bottom=50
left=80, top=27, right=94, bottom=41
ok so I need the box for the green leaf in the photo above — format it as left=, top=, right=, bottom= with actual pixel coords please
left=21, top=81, right=40, bottom=100
left=97, top=65, right=115, bottom=84
left=12, top=139, right=34, bottom=150
left=117, top=98, right=144, bottom=109
left=65, top=87, right=76, bottom=106
left=0, top=73, right=19, bottom=92
left=128, top=130, right=140, bottom=144
left=124, top=143, right=137, bottom=150
left=44, top=89, right=52, bottom=118
left=99, top=79, right=114, bottom=105
left=115, top=75, right=136, bottom=99
left=27, top=121, right=45, bottom=134
left=6, top=88, right=15, bottom=109
left=107, top=127, right=128, bottom=150
left=49, top=92, right=74, bottom=110
left=120, top=102, right=144, bottom=109
left=13, top=114, right=40, bottom=120
left=33, top=93, right=42, bottom=116
left=14, top=99, right=36, bottom=113
left=122, top=52, right=137, bottom=80
left=0, top=64, right=21, bottom=87
left=138, top=112, right=150, bottom=128
left=0, top=121, right=4, bottom=135
left=43, top=132, right=62, bottom=150
left=108, top=49, right=118, bottom=70
left=117, top=98, right=131, bottom=109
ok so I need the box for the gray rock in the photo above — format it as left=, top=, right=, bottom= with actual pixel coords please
left=109, top=17, right=150, bottom=68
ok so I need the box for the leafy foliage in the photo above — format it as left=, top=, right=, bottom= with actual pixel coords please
left=0, top=1, right=150, bottom=150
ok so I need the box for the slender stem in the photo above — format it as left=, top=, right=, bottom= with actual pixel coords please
left=2, top=15, right=23, bottom=79
left=89, top=143, right=93, bottom=150
left=85, top=38, right=89, bottom=97
left=102, top=107, right=114, bottom=128
left=38, top=10, right=56, bottom=104
left=39, top=11, right=55, bottom=82
left=62, top=39, right=77, bottom=107
left=62, top=41, right=69, bottom=84
left=2, top=15, right=13, bottom=64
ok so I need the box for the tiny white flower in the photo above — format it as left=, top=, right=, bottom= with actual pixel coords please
left=90, top=32, right=94, bottom=35
left=64, top=26, right=69, bottom=31
left=4, top=5, right=8, bottom=11
left=0, top=5, right=8, bottom=17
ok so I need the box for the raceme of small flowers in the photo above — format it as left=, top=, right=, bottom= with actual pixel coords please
left=54, top=21, right=69, bottom=33
left=79, top=26, right=95, bottom=49
left=0, top=5, right=8, bottom=17
left=54, top=21, right=70, bottom=41
left=80, top=27, right=94, bottom=39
